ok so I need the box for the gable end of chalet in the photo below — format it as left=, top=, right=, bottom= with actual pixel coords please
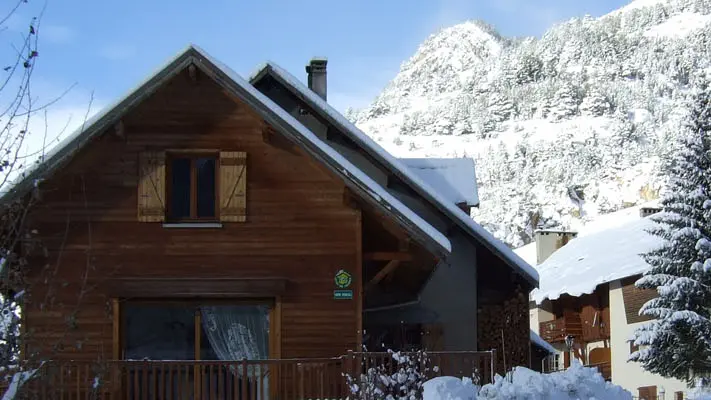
left=1, top=45, right=452, bottom=261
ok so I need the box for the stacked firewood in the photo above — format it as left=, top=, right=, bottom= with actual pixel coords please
left=477, top=286, right=530, bottom=375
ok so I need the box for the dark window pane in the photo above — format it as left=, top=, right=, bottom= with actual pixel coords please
left=196, top=157, right=216, bottom=218
left=123, top=304, right=195, bottom=360
left=170, top=158, right=191, bottom=219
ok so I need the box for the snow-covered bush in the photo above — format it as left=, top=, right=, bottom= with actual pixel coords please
left=423, top=376, right=478, bottom=399
left=423, top=361, right=631, bottom=400
left=688, top=388, right=711, bottom=400
left=344, top=349, right=432, bottom=400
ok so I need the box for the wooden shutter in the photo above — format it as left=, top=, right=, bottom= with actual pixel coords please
left=219, top=151, right=247, bottom=222
left=137, top=151, right=166, bottom=222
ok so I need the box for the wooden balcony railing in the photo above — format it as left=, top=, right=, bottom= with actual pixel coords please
left=539, top=313, right=583, bottom=343
left=0, top=351, right=495, bottom=399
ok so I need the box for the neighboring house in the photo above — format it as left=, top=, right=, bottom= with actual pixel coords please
left=522, top=204, right=689, bottom=399
left=3, top=46, right=539, bottom=398
left=530, top=330, right=557, bottom=373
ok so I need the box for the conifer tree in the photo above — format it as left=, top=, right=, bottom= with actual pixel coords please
left=631, top=75, right=711, bottom=384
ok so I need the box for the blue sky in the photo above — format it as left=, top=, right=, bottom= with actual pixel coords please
left=3, top=0, right=631, bottom=146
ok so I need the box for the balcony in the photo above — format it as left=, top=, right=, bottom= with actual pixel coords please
left=0, top=351, right=495, bottom=399
left=539, top=313, right=583, bottom=343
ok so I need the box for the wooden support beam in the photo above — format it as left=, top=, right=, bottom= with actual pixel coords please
left=363, top=251, right=412, bottom=261
left=113, top=120, right=124, bottom=139
left=343, top=187, right=360, bottom=210
left=188, top=64, right=198, bottom=82
left=366, top=260, right=401, bottom=292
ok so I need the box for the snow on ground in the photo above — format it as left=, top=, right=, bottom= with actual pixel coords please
left=644, top=12, right=711, bottom=38
left=531, top=214, right=664, bottom=304
left=423, top=362, right=631, bottom=399
left=424, top=376, right=478, bottom=399
left=362, top=117, right=615, bottom=158
left=2, top=369, right=38, bottom=400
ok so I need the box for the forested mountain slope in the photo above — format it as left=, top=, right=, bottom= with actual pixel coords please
left=348, top=0, right=711, bottom=247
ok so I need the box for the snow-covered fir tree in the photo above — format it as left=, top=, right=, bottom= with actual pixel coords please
left=630, top=74, right=711, bottom=384
left=580, top=85, right=611, bottom=116
left=550, top=82, right=580, bottom=121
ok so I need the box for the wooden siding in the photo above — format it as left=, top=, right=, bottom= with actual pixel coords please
left=477, top=245, right=531, bottom=375
left=621, top=275, right=656, bottom=324
left=544, top=286, right=610, bottom=344
left=22, top=67, right=362, bottom=362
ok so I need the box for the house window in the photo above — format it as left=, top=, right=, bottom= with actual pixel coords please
left=138, top=150, right=247, bottom=223
left=167, top=154, right=218, bottom=221
left=122, top=302, right=271, bottom=398
left=630, top=341, right=640, bottom=354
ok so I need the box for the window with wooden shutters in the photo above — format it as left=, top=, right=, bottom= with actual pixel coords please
left=138, top=152, right=166, bottom=222
left=165, top=153, right=218, bottom=221
left=138, top=150, right=246, bottom=223
left=219, top=151, right=247, bottom=222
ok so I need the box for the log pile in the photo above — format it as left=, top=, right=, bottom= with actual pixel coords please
left=477, top=286, right=530, bottom=375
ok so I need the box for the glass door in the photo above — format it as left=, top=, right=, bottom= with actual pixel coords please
left=121, top=301, right=271, bottom=399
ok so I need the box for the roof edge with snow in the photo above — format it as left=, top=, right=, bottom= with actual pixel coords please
left=0, top=45, right=452, bottom=257
left=530, top=330, right=556, bottom=354
left=250, top=62, right=539, bottom=287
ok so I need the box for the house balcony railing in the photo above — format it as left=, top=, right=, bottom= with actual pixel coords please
left=539, top=313, right=583, bottom=343
left=0, top=351, right=495, bottom=399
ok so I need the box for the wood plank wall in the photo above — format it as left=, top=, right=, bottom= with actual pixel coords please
left=22, top=68, right=362, bottom=362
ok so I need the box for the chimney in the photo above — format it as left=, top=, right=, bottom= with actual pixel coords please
left=534, top=229, right=578, bottom=265
left=306, top=57, right=328, bottom=101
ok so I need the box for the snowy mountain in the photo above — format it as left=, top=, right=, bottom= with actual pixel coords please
left=348, top=0, right=711, bottom=248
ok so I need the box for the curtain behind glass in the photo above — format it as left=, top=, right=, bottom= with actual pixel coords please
left=200, top=305, right=269, bottom=360
left=200, top=305, right=270, bottom=398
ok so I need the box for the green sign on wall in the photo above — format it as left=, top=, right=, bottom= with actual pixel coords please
left=334, top=269, right=352, bottom=289
left=334, top=269, right=353, bottom=300
left=334, top=289, right=353, bottom=300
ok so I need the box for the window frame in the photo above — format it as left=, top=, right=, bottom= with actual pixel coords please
left=119, top=298, right=276, bottom=361
left=629, top=340, right=640, bottom=354
left=165, top=152, right=220, bottom=222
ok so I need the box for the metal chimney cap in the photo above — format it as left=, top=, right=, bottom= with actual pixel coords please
left=310, top=57, right=328, bottom=64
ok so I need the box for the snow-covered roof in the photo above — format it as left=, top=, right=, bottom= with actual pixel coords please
left=399, top=158, right=479, bottom=207
left=0, top=45, right=452, bottom=255
left=514, top=242, right=537, bottom=266
left=250, top=63, right=539, bottom=287
left=577, top=201, right=660, bottom=238
left=531, top=215, right=664, bottom=305
left=530, top=330, right=556, bottom=354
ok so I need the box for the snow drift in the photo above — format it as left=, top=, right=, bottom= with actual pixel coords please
left=423, top=362, right=632, bottom=400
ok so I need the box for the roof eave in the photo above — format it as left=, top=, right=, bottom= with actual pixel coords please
left=184, top=54, right=453, bottom=259
left=2, top=47, right=451, bottom=260
left=1, top=48, right=200, bottom=205
left=252, top=65, right=537, bottom=288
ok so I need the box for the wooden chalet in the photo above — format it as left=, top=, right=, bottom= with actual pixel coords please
left=1, top=46, right=539, bottom=398
left=536, top=287, right=612, bottom=379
